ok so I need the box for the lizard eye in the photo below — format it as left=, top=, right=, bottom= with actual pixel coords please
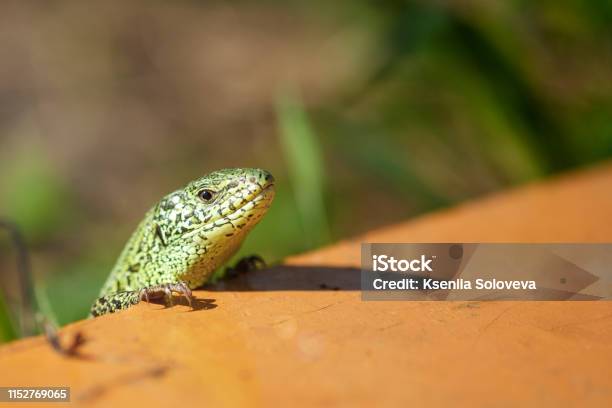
left=198, top=189, right=216, bottom=202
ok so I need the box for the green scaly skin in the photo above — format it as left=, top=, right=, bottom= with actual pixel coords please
left=90, top=168, right=275, bottom=317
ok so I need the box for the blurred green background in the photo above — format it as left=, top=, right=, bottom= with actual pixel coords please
left=1, top=0, right=611, bottom=341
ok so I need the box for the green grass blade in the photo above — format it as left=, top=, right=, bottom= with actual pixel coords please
left=276, top=88, right=330, bottom=247
left=0, top=290, right=18, bottom=343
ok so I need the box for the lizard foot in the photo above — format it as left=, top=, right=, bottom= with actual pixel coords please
left=138, top=281, right=193, bottom=308
left=225, top=255, right=266, bottom=279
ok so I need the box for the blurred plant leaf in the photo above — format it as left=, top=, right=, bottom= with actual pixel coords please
left=42, top=256, right=111, bottom=325
left=0, top=291, right=18, bottom=343
left=34, top=283, right=59, bottom=329
left=276, top=87, right=330, bottom=248
left=323, top=118, right=451, bottom=210
left=0, top=147, right=73, bottom=244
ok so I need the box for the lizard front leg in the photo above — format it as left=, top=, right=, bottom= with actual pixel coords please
left=90, top=291, right=141, bottom=317
left=90, top=281, right=193, bottom=317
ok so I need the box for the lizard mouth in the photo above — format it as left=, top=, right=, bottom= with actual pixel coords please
left=259, top=182, right=275, bottom=195
left=222, top=182, right=275, bottom=223
left=250, top=183, right=275, bottom=206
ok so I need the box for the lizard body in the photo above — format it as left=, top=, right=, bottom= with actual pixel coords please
left=90, top=168, right=275, bottom=316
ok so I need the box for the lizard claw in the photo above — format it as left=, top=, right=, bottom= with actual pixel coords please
left=138, top=281, right=194, bottom=309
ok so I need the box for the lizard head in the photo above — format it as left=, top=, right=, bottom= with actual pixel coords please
left=153, top=168, right=275, bottom=248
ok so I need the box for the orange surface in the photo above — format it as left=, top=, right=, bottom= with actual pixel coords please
left=1, top=163, right=612, bottom=407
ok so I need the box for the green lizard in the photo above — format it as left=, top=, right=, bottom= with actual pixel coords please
left=90, top=168, right=275, bottom=317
